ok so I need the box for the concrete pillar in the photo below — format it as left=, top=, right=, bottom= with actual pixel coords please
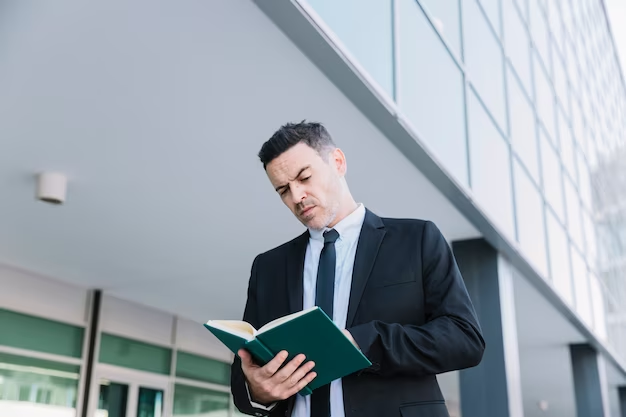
left=570, top=343, right=610, bottom=417
left=453, top=239, right=524, bottom=417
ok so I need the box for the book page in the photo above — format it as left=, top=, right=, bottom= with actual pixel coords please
left=257, top=306, right=319, bottom=334
left=207, top=320, right=256, bottom=341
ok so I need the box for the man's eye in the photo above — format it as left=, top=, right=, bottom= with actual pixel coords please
left=302, top=176, right=311, bottom=181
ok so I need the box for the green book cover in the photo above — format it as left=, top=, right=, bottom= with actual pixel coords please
left=204, top=306, right=371, bottom=396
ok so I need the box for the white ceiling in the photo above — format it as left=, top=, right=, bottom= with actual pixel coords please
left=0, top=0, right=479, bottom=323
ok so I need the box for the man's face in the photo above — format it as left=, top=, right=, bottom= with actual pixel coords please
left=266, top=142, right=344, bottom=230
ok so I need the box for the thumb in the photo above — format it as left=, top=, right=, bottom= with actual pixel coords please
left=238, top=349, right=253, bottom=367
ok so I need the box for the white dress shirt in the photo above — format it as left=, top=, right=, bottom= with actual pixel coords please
left=248, top=203, right=366, bottom=417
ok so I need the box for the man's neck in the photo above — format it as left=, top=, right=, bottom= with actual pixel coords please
left=328, top=199, right=359, bottom=228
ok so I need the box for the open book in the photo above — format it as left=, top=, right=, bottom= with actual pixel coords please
left=204, top=306, right=371, bottom=396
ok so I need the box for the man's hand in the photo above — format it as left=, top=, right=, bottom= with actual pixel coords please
left=343, top=329, right=359, bottom=348
left=238, top=349, right=317, bottom=405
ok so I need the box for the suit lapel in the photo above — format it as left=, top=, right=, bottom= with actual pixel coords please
left=347, top=209, right=386, bottom=327
left=287, top=231, right=309, bottom=314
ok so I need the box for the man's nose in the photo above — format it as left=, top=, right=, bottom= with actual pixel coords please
left=291, top=184, right=306, bottom=205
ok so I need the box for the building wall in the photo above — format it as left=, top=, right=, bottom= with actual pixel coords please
left=0, top=265, right=236, bottom=417
left=295, top=0, right=626, bottom=366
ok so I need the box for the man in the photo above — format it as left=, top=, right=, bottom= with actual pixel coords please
left=231, top=121, right=485, bottom=417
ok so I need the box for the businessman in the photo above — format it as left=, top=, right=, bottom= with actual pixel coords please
left=231, top=121, right=485, bottom=417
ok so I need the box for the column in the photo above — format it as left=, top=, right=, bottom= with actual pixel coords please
left=453, top=239, right=524, bottom=417
left=570, top=344, right=609, bottom=417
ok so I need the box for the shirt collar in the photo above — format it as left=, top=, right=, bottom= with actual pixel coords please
left=308, top=203, right=366, bottom=243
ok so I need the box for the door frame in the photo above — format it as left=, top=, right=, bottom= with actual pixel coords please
left=89, top=363, right=171, bottom=417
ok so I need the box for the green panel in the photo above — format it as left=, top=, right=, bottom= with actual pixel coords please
left=175, top=351, right=230, bottom=385
left=99, top=333, right=171, bottom=375
left=173, top=384, right=230, bottom=416
left=0, top=308, right=84, bottom=358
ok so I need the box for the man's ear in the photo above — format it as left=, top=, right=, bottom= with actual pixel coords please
left=332, top=148, right=347, bottom=176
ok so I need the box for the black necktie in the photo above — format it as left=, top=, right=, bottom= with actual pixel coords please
left=311, top=228, right=339, bottom=417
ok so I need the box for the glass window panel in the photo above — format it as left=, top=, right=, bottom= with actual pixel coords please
left=534, top=56, right=557, bottom=143
left=137, top=387, right=163, bottom=417
left=479, top=0, right=501, bottom=35
left=564, top=177, right=584, bottom=250
left=546, top=209, right=574, bottom=305
left=504, top=0, right=532, bottom=95
left=529, top=0, right=550, bottom=70
left=99, top=334, right=171, bottom=375
left=557, top=109, right=577, bottom=181
left=468, top=90, right=516, bottom=238
left=514, top=160, right=549, bottom=276
left=515, top=0, right=528, bottom=22
left=508, top=67, right=539, bottom=183
left=577, top=149, right=592, bottom=210
left=0, top=309, right=84, bottom=358
left=588, top=274, right=607, bottom=339
left=0, top=353, right=79, bottom=416
left=304, top=0, right=394, bottom=98
left=567, top=42, right=579, bottom=99
left=175, top=351, right=230, bottom=386
left=553, top=52, right=569, bottom=119
left=583, top=211, right=597, bottom=269
left=464, top=0, right=507, bottom=130
left=547, top=1, right=564, bottom=56
left=540, top=130, right=565, bottom=222
left=571, top=248, right=593, bottom=327
left=173, top=384, right=230, bottom=417
left=571, top=98, right=585, bottom=149
left=397, top=0, right=468, bottom=186
left=419, top=0, right=462, bottom=57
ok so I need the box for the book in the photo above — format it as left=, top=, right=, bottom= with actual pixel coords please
left=204, top=306, right=371, bottom=396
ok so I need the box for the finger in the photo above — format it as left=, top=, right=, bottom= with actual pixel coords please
left=260, top=350, right=289, bottom=378
left=286, top=371, right=317, bottom=397
left=272, top=354, right=307, bottom=384
left=283, top=360, right=316, bottom=388
left=238, top=349, right=253, bottom=367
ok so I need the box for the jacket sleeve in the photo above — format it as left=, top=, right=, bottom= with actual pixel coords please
left=347, top=221, right=485, bottom=377
left=231, top=255, right=280, bottom=416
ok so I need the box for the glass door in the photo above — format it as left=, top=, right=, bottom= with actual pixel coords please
left=92, top=365, right=169, bottom=417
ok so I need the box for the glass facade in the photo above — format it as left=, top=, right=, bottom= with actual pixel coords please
left=298, top=0, right=626, bottom=362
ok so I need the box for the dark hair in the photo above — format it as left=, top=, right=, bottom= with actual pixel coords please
left=258, top=121, right=336, bottom=169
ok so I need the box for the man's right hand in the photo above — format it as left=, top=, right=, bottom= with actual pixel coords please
left=238, top=349, right=317, bottom=405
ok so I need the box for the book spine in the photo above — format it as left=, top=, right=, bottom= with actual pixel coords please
left=243, top=339, right=275, bottom=366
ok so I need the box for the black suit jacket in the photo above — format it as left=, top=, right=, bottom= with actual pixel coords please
left=231, top=209, right=485, bottom=417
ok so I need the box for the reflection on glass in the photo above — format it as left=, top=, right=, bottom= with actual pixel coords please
left=508, top=67, right=539, bottom=183
left=534, top=56, right=556, bottom=143
left=546, top=210, right=573, bottom=305
left=571, top=248, right=593, bottom=327
left=137, top=387, right=163, bottom=417
left=397, top=0, right=468, bottom=186
left=98, top=380, right=128, bottom=417
left=173, top=384, right=230, bottom=417
left=467, top=89, right=515, bottom=238
left=540, top=130, right=565, bottom=222
left=504, top=0, right=532, bottom=95
left=464, top=0, right=506, bottom=130
left=304, top=0, right=394, bottom=98
left=0, top=353, right=78, bottom=417
left=514, top=160, right=548, bottom=277
left=419, top=0, right=461, bottom=57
